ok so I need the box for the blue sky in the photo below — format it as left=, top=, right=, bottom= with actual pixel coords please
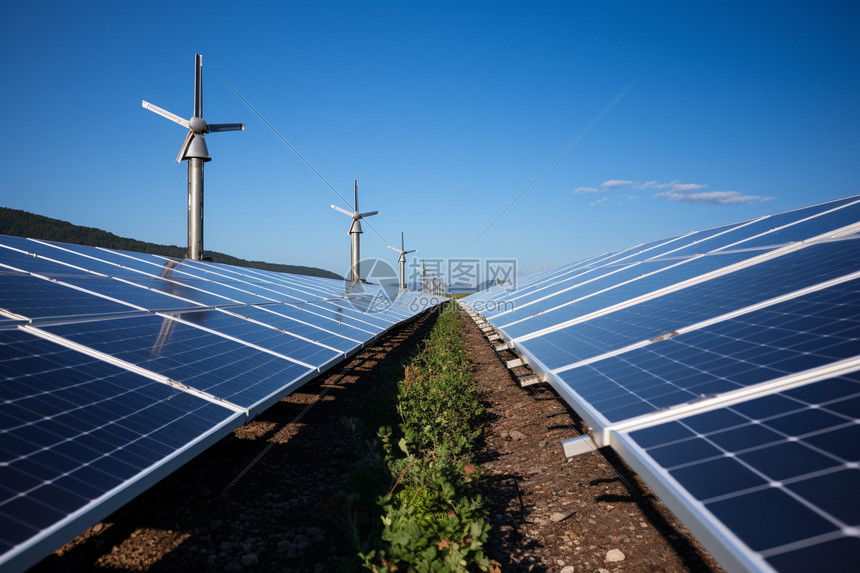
left=1, top=1, right=858, bottom=280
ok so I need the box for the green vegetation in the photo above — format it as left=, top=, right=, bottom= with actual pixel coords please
left=0, top=207, right=342, bottom=279
left=334, top=303, right=490, bottom=572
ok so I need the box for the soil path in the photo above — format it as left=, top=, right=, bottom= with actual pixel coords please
left=462, top=309, right=724, bottom=572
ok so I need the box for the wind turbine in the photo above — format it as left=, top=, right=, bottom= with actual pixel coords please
left=331, top=180, right=378, bottom=283
left=388, top=232, right=416, bottom=290
left=142, top=53, right=244, bottom=261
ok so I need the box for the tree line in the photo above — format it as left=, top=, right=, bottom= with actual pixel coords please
left=0, top=207, right=342, bottom=280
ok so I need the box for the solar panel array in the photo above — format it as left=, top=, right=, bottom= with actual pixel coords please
left=460, top=195, right=860, bottom=573
left=0, top=236, right=443, bottom=572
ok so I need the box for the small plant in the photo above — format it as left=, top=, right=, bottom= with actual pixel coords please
left=361, top=307, right=491, bottom=572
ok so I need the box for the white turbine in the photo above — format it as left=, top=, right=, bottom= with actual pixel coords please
left=142, top=53, right=244, bottom=261
left=387, top=232, right=416, bottom=290
left=331, top=180, right=379, bottom=283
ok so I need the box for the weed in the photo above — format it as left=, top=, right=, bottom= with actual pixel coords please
left=338, top=307, right=491, bottom=572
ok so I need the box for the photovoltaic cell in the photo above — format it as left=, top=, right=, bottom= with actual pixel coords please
left=227, top=305, right=361, bottom=352
left=0, top=237, right=145, bottom=279
left=728, top=198, right=860, bottom=250
left=0, top=239, right=237, bottom=311
left=499, top=248, right=758, bottom=338
left=169, top=258, right=348, bottom=301
left=0, top=329, right=237, bottom=558
left=168, top=308, right=343, bottom=367
left=491, top=200, right=860, bottom=336
left=521, top=238, right=860, bottom=370
left=483, top=231, right=706, bottom=315
left=237, top=303, right=373, bottom=342
left=0, top=272, right=138, bottom=320
left=621, top=371, right=860, bottom=571
left=307, top=300, right=390, bottom=332
left=153, top=264, right=310, bottom=303
left=41, top=243, right=189, bottom=275
left=552, top=276, right=860, bottom=422
left=0, top=244, right=111, bottom=279
left=39, top=315, right=315, bottom=409
left=480, top=212, right=807, bottom=318
left=650, top=197, right=859, bottom=257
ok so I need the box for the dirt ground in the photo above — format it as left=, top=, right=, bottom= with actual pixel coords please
left=31, top=307, right=725, bottom=572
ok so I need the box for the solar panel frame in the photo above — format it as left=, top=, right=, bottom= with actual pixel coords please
left=0, top=328, right=244, bottom=573
left=0, top=270, right=147, bottom=321
left=612, top=369, right=860, bottom=573
left=521, top=240, right=860, bottom=373
left=35, top=315, right=316, bottom=410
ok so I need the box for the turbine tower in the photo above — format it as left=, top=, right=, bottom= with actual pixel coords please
left=142, top=53, right=244, bottom=261
left=331, top=180, right=378, bottom=283
left=388, top=232, right=416, bottom=290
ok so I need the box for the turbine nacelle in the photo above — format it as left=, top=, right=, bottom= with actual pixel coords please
left=189, top=116, right=208, bottom=133
left=387, top=235, right=417, bottom=260
left=142, top=54, right=244, bottom=163
left=331, top=180, right=378, bottom=235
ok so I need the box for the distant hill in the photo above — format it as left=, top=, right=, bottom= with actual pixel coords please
left=0, top=207, right=343, bottom=280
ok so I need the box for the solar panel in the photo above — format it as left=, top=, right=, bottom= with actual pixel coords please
left=485, top=198, right=860, bottom=331
left=496, top=249, right=760, bottom=337
left=460, top=194, right=860, bottom=572
left=616, top=371, right=860, bottom=572
left=519, top=239, right=860, bottom=371
left=228, top=305, right=362, bottom=351
left=553, top=275, right=859, bottom=423
left=0, top=271, right=142, bottom=320
left=0, top=234, right=444, bottom=572
left=0, top=328, right=241, bottom=572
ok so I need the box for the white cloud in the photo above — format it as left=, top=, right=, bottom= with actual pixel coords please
left=577, top=178, right=772, bottom=206
left=672, top=182, right=709, bottom=192
left=638, top=179, right=707, bottom=191
left=601, top=179, right=633, bottom=188
left=654, top=189, right=775, bottom=205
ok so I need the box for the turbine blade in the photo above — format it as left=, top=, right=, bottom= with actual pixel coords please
left=176, top=131, right=193, bottom=163
left=207, top=123, right=245, bottom=132
left=143, top=101, right=191, bottom=128
left=331, top=204, right=353, bottom=216
left=359, top=210, right=378, bottom=218
left=194, top=54, right=203, bottom=118
left=387, top=245, right=402, bottom=253
left=401, top=232, right=404, bottom=251
left=406, top=249, right=417, bottom=254
left=354, top=180, right=359, bottom=211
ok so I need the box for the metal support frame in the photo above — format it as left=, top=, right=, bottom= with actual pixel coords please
left=187, top=157, right=204, bottom=260
left=561, top=434, right=599, bottom=458
left=350, top=228, right=361, bottom=283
